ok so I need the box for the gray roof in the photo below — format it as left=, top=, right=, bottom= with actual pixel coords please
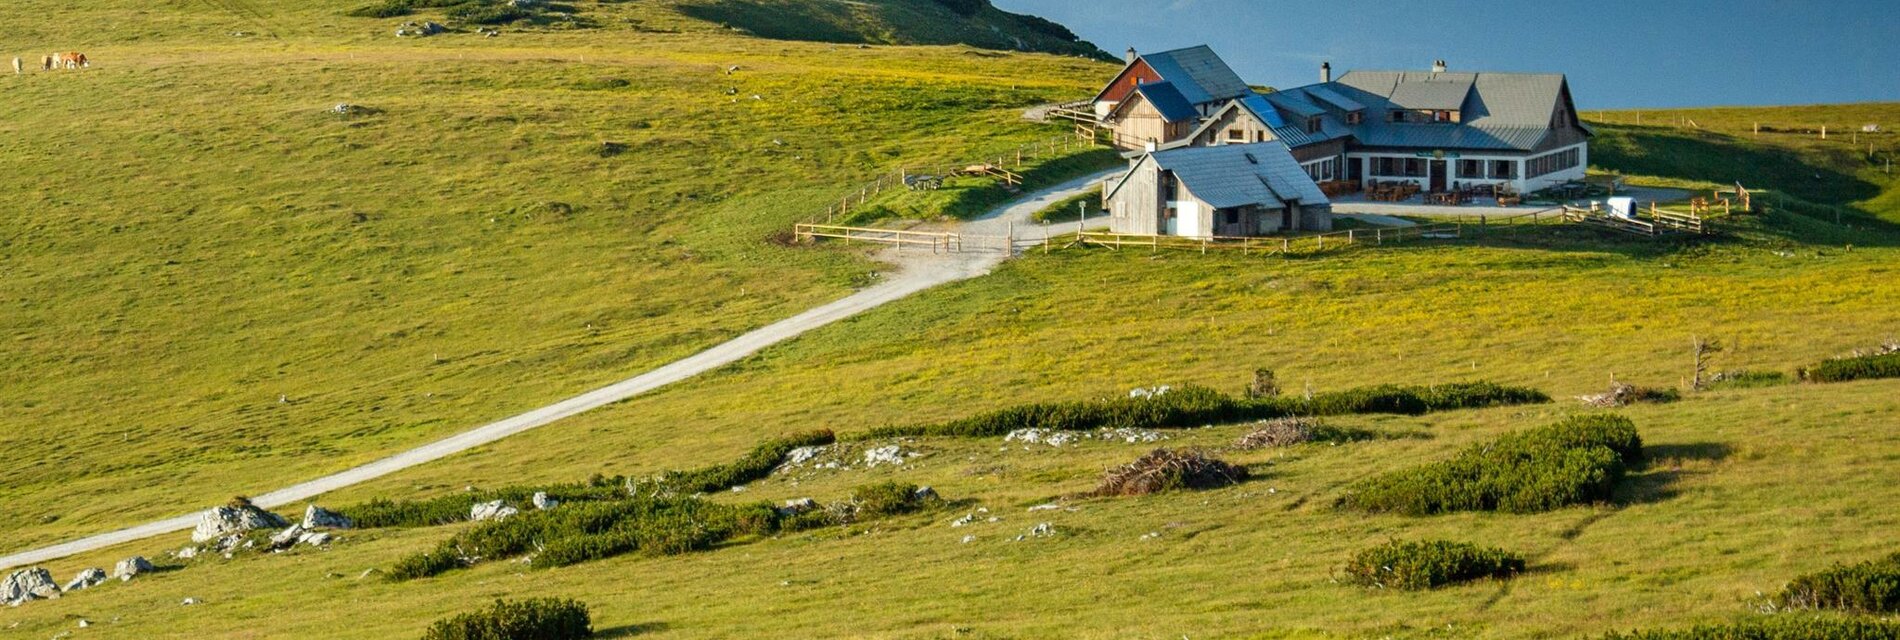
left=1146, top=142, right=1328, bottom=209
left=1315, top=69, right=1577, bottom=151
left=1139, top=45, right=1251, bottom=105
left=1304, top=85, right=1365, bottom=112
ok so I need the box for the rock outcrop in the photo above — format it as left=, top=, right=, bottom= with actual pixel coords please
left=302, top=504, right=353, bottom=530
left=112, top=557, right=155, bottom=582
left=2, top=568, right=60, bottom=606
left=63, top=568, right=107, bottom=592
left=191, top=503, right=289, bottom=544
left=469, top=500, right=518, bottom=522
left=531, top=492, right=558, bottom=510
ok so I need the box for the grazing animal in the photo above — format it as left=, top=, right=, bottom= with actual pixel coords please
left=56, top=52, right=88, bottom=70
left=42, top=55, right=53, bottom=71
left=11, top=57, right=20, bottom=75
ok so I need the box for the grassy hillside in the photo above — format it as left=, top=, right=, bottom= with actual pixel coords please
left=6, top=3, right=1900, bottom=637
left=675, top=0, right=1113, bottom=60
left=0, top=1, right=1113, bottom=550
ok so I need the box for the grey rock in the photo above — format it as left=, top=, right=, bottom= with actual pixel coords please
left=181, top=597, right=200, bottom=606
left=174, top=546, right=198, bottom=560
left=912, top=486, right=939, bottom=502
left=190, top=504, right=289, bottom=544
left=113, top=557, right=155, bottom=582
left=531, top=492, right=558, bottom=510
left=298, top=531, right=333, bottom=547
left=63, top=568, right=107, bottom=592
left=469, top=500, right=518, bottom=522
left=2, top=568, right=61, bottom=606
left=302, top=504, right=353, bottom=530
left=269, top=524, right=307, bottom=550
left=778, top=498, right=818, bottom=516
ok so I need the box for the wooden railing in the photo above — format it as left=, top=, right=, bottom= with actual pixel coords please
left=1072, top=209, right=1563, bottom=256
left=793, top=224, right=963, bottom=253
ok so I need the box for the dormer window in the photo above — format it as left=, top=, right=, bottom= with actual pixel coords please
left=1388, top=109, right=1406, bottom=123
left=1346, top=111, right=1363, bottom=125
left=1306, top=116, right=1323, bottom=134
left=1227, top=128, right=1245, bottom=142
left=1433, top=110, right=1455, bottom=123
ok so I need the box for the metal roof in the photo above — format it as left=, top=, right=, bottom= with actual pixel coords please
left=1134, top=81, right=1199, bottom=123
left=1139, top=45, right=1251, bottom=105
left=1148, top=142, right=1328, bottom=209
left=1262, top=91, right=1326, bottom=118
left=1237, top=93, right=1288, bottom=128
left=1385, top=76, right=1475, bottom=110
left=1304, top=85, right=1365, bottom=112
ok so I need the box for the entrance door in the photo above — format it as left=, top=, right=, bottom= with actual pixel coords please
left=1429, top=160, right=1447, bottom=192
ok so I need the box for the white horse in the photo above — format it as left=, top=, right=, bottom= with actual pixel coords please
left=11, top=57, right=20, bottom=75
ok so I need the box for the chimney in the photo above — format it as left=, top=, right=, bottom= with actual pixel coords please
left=1320, top=61, right=1331, bottom=83
left=1125, top=47, right=1138, bottom=63
left=1431, top=59, right=1447, bottom=73
left=1144, top=140, right=1157, bottom=153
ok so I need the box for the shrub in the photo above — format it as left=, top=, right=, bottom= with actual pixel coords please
left=1340, top=414, right=1642, bottom=515
left=1705, top=370, right=1792, bottom=390
left=344, top=0, right=474, bottom=19
left=1341, top=540, right=1524, bottom=590
left=866, top=381, right=1548, bottom=439
left=653, top=430, right=836, bottom=494
left=448, top=3, right=529, bottom=25
left=340, top=482, right=625, bottom=528
left=851, top=482, right=937, bottom=518
left=1801, top=352, right=1900, bottom=383
left=422, top=598, right=591, bottom=640
left=1598, top=617, right=1900, bottom=639
left=1777, top=551, right=1900, bottom=613
left=1092, top=449, right=1247, bottom=496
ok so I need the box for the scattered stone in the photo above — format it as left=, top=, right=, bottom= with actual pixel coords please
left=912, top=486, right=939, bottom=501
left=1013, top=522, right=1057, bottom=542
left=1578, top=381, right=1679, bottom=408
left=302, top=504, right=353, bottom=530
left=174, top=546, right=198, bottom=560
left=181, top=597, right=200, bottom=606
left=331, top=103, right=357, bottom=115
left=531, top=492, right=558, bottom=510
left=298, top=531, right=333, bottom=547
left=190, top=502, right=289, bottom=544
left=113, top=556, right=154, bottom=582
left=1139, top=531, right=1161, bottom=541
left=861, top=445, right=912, bottom=467
left=782, top=445, right=826, bottom=468
left=1004, top=427, right=1166, bottom=448
left=960, top=535, right=976, bottom=544
left=1026, top=503, right=1063, bottom=512
left=2, top=568, right=60, bottom=606
left=469, top=500, right=518, bottom=522
left=62, top=568, right=107, bottom=592
left=949, top=514, right=975, bottom=528
left=1127, top=385, right=1173, bottom=399
left=78, top=619, right=90, bottom=628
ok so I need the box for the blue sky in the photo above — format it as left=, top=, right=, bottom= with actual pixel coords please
left=993, top=0, right=1898, bottom=109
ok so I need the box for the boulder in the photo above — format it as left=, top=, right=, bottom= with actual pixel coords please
left=63, top=568, right=107, bottom=592
left=531, top=492, right=558, bottom=510
left=112, top=557, right=155, bottom=582
left=779, top=498, right=818, bottom=516
left=298, top=531, right=333, bottom=547
left=912, top=486, right=939, bottom=502
left=302, top=504, right=353, bottom=530
left=190, top=504, right=289, bottom=544
left=174, top=546, right=199, bottom=560
left=268, top=524, right=308, bottom=550
left=469, top=500, right=518, bottom=522
left=2, top=568, right=60, bottom=606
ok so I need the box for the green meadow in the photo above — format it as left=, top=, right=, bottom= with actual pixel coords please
left=5, top=1, right=1900, bottom=638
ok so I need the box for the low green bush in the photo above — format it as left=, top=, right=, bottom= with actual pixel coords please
left=422, top=598, right=591, bottom=640
left=1778, top=551, right=1900, bottom=614
left=1341, top=540, right=1524, bottom=590
left=1340, top=414, right=1642, bottom=515
left=1800, top=352, right=1900, bottom=383
left=339, top=482, right=625, bottom=528
left=1598, top=617, right=1900, bottom=639
left=1705, top=370, right=1792, bottom=390
left=448, top=3, right=529, bottom=24
left=344, top=0, right=473, bottom=19
left=851, top=482, right=937, bottom=517
left=653, top=430, right=836, bottom=494
left=866, top=381, right=1548, bottom=439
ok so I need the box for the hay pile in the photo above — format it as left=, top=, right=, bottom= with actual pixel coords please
left=1092, top=449, right=1247, bottom=497
left=1233, top=417, right=1321, bottom=450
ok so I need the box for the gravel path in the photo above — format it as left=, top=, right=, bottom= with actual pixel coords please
left=0, top=168, right=1122, bottom=572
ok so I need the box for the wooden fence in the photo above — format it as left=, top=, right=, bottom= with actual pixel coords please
left=1071, top=209, right=1563, bottom=256
left=793, top=224, right=963, bottom=253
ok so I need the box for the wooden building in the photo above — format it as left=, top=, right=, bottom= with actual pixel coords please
left=1102, top=142, right=1332, bottom=238
left=1094, top=48, right=1593, bottom=196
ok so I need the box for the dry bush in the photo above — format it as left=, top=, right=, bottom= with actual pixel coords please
left=1092, top=449, right=1248, bottom=497
left=1234, top=417, right=1319, bottom=450
left=1579, top=381, right=1680, bottom=408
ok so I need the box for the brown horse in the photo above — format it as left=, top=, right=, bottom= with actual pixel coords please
left=57, top=52, right=89, bottom=69
left=41, top=55, right=53, bottom=71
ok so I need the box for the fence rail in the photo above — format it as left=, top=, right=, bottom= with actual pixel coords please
left=1072, top=208, right=1564, bottom=256
left=793, top=223, right=964, bottom=253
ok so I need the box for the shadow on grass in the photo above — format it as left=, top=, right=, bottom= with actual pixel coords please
left=1592, top=124, right=1879, bottom=206
left=1642, top=442, right=1734, bottom=467
left=597, top=621, right=669, bottom=638
left=1611, top=441, right=1733, bottom=507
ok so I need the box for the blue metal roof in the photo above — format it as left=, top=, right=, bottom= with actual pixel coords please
left=1139, top=45, right=1251, bottom=106
left=1237, top=93, right=1288, bottom=128
left=1147, top=142, right=1328, bottom=209
left=1304, top=85, right=1365, bottom=112
left=1135, top=81, right=1199, bottom=123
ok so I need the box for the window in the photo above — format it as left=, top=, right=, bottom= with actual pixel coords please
left=1346, top=111, right=1363, bottom=125
left=1302, top=157, right=1338, bottom=181
left=1370, top=157, right=1425, bottom=178
left=1388, top=109, right=1406, bottom=123
left=1227, top=128, right=1245, bottom=142
left=1306, top=116, right=1323, bottom=134
left=1224, top=210, right=1240, bottom=225
left=1458, top=159, right=1482, bottom=179
left=1525, top=147, right=1581, bottom=178
left=1490, top=160, right=1515, bottom=179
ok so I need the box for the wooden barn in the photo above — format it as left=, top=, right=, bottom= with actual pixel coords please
left=1102, top=141, right=1332, bottom=238
left=1089, top=46, right=1253, bottom=150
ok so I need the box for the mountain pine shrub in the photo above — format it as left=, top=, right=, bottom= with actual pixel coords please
left=1341, top=540, right=1524, bottom=590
